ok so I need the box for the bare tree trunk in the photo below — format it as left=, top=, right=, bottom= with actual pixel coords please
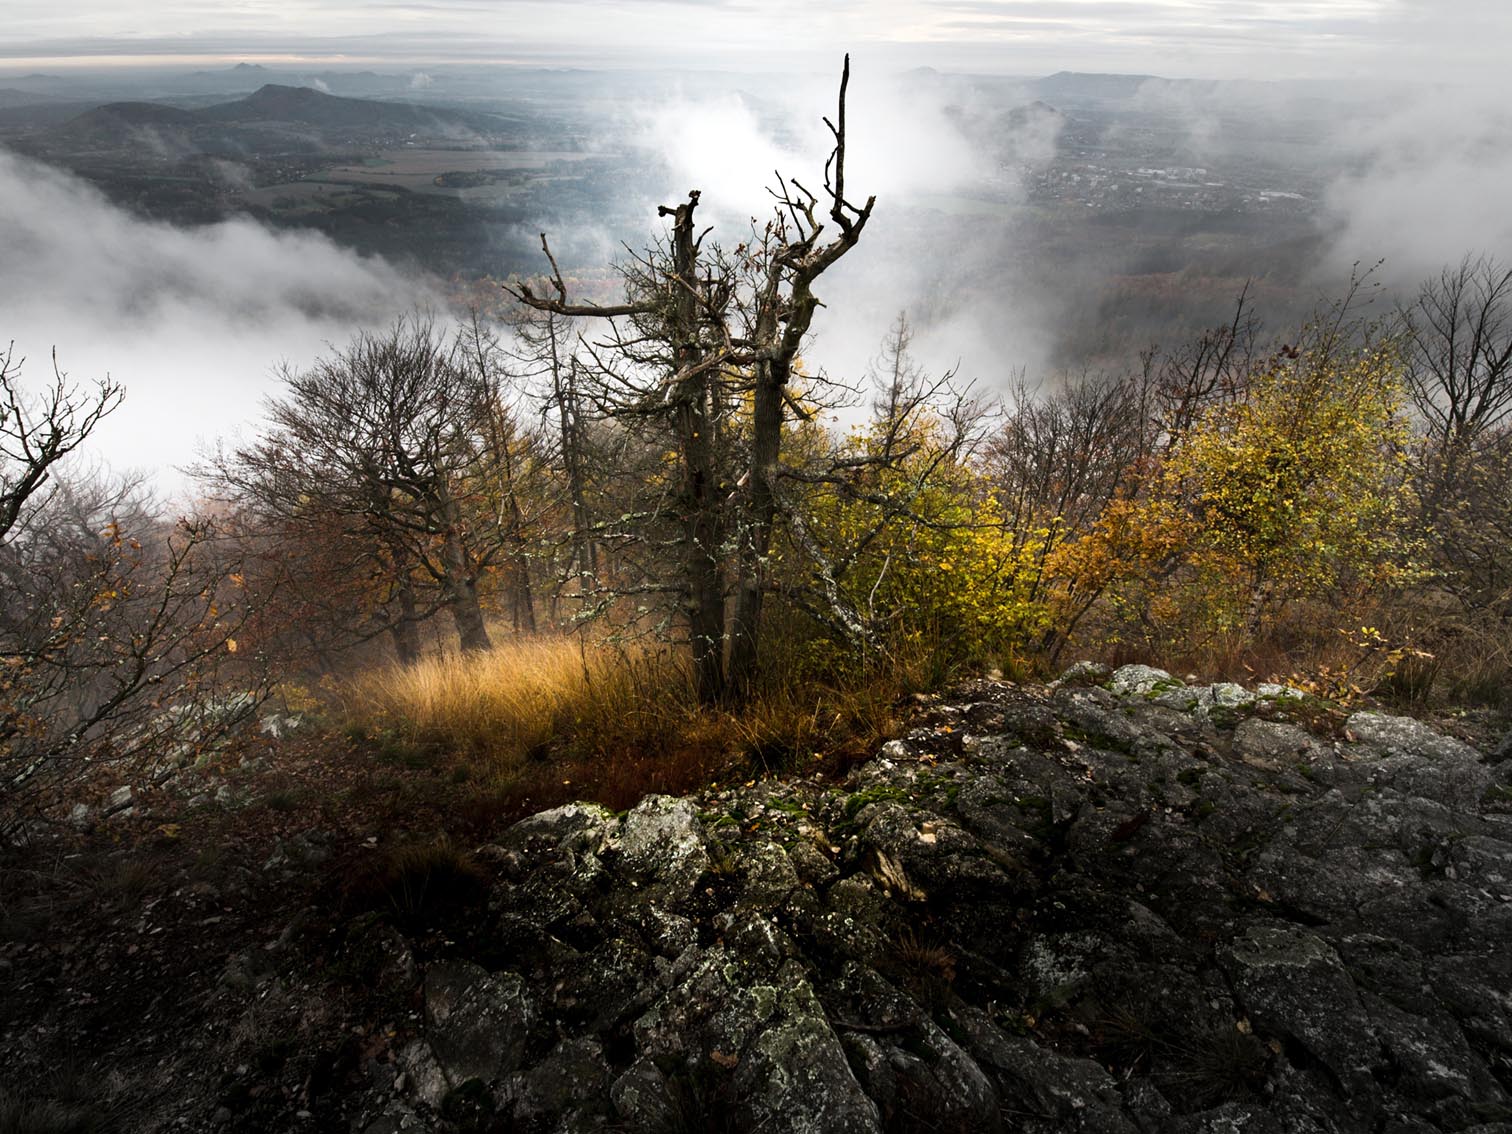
left=728, top=355, right=786, bottom=695
left=439, top=499, right=492, bottom=653
left=552, top=339, right=598, bottom=598
left=445, top=568, right=492, bottom=653
left=390, top=582, right=421, bottom=666
left=512, top=557, right=537, bottom=635
left=665, top=193, right=728, bottom=703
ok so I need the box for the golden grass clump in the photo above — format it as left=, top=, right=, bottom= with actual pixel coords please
left=347, top=637, right=692, bottom=765
left=338, top=635, right=908, bottom=816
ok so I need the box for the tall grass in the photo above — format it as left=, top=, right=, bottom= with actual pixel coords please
left=341, top=636, right=907, bottom=814
left=347, top=637, right=692, bottom=763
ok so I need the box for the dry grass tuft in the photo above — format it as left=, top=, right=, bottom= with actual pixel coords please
left=341, top=838, right=488, bottom=920
left=338, top=636, right=908, bottom=819
left=346, top=638, right=692, bottom=767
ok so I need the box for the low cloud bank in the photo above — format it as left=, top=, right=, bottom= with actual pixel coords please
left=615, top=68, right=1062, bottom=391
left=0, top=149, right=434, bottom=493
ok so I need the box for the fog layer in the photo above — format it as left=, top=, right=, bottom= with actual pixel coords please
left=0, top=149, right=432, bottom=489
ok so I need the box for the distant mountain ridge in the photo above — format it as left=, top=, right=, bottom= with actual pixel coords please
left=197, top=84, right=504, bottom=134
left=17, top=84, right=512, bottom=159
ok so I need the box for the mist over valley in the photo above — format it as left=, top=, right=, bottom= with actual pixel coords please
left=5, top=56, right=1506, bottom=480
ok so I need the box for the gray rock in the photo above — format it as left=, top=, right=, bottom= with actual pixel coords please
left=395, top=1039, right=449, bottom=1109
left=1256, top=682, right=1308, bottom=700
left=619, top=794, right=710, bottom=903
left=423, top=960, right=535, bottom=1087
left=1056, top=660, right=1112, bottom=687
left=1232, top=717, right=1332, bottom=772
left=1220, top=922, right=1381, bottom=1104
left=1109, top=664, right=1182, bottom=698
left=504, top=801, right=620, bottom=855
left=174, top=674, right=1512, bottom=1134
left=1491, top=729, right=1512, bottom=764
left=501, top=1037, right=610, bottom=1124
left=729, top=961, right=883, bottom=1134
left=1345, top=711, right=1493, bottom=809
left=610, top=1058, right=681, bottom=1133
left=954, top=1005, right=1138, bottom=1133
left=1054, top=685, right=1157, bottom=752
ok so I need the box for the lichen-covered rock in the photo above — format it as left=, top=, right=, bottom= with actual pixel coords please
left=1345, top=711, right=1493, bottom=809
left=609, top=1057, right=681, bottom=1133
left=1109, top=664, right=1182, bottom=698
left=1231, top=717, right=1331, bottom=771
left=423, top=960, right=535, bottom=1088
left=1056, top=660, right=1112, bottom=687
left=360, top=676, right=1509, bottom=1134
left=729, top=962, right=882, bottom=1134
left=503, top=800, right=620, bottom=855
left=500, top=1036, right=611, bottom=1126
left=619, top=793, right=710, bottom=903
left=1220, top=922, right=1381, bottom=1104
left=954, top=1005, right=1138, bottom=1133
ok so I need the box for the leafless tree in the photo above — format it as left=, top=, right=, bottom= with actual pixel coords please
left=1, top=342, right=123, bottom=543
left=2, top=472, right=262, bottom=834
left=1400, top=255, right=1512, bottom=455
left=510, top=56, right=875, bottom=702
left=203, top=316, right=544, bottom=659
left=1397, top=256, right=1512, bottom=617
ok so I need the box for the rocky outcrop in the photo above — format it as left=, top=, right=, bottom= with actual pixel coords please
left=359, top=667, right=1512, bottom=1133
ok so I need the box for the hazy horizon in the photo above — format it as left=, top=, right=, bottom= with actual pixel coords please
left=5, top=0, right=1510, bottom=84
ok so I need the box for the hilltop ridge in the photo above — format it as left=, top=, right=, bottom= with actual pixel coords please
left=3, top=666, right=1509, bottom=1131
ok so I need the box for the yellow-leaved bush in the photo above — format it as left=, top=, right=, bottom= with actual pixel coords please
left=770, top=412, right=1055, bottom=681
left=1049, top=345, right=1423, bottom=656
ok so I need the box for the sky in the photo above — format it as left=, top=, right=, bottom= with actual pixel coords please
left=3, top=0, right=1511, bottom=83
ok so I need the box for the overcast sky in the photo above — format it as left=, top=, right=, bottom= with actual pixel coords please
left=3, top=0, right=1509, bottom=83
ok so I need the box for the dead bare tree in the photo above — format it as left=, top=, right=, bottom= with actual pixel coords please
left=510, top=56, right=875, bottom=702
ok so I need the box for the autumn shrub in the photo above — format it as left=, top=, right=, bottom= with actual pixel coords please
left=1047, top=341, right=1424, bottom=673
left=771, top=408, right=1056, bottom=686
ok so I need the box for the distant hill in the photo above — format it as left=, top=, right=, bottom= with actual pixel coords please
left=0, top=88, right=74, bottom=109
left=1032, top=71, right=1160, bottom=102
left=16, top=85, right=513, bottom=161
left=0, top=101, right=97, bottom=131
left=198, top=84, right=505, bottom=136
left=38, top=102, right=207, bottom=155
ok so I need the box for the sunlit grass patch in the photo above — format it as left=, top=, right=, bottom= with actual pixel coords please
left=345, top=637, right=693, bottom=770
left=339, top=635, right=909, bottom=818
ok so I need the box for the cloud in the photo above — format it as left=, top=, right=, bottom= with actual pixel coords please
left=612, top=67, right=1061, bottom=390
left=1320, top=81, right=1512, bottom=286
left=0, top=149, right=434, bottom=493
